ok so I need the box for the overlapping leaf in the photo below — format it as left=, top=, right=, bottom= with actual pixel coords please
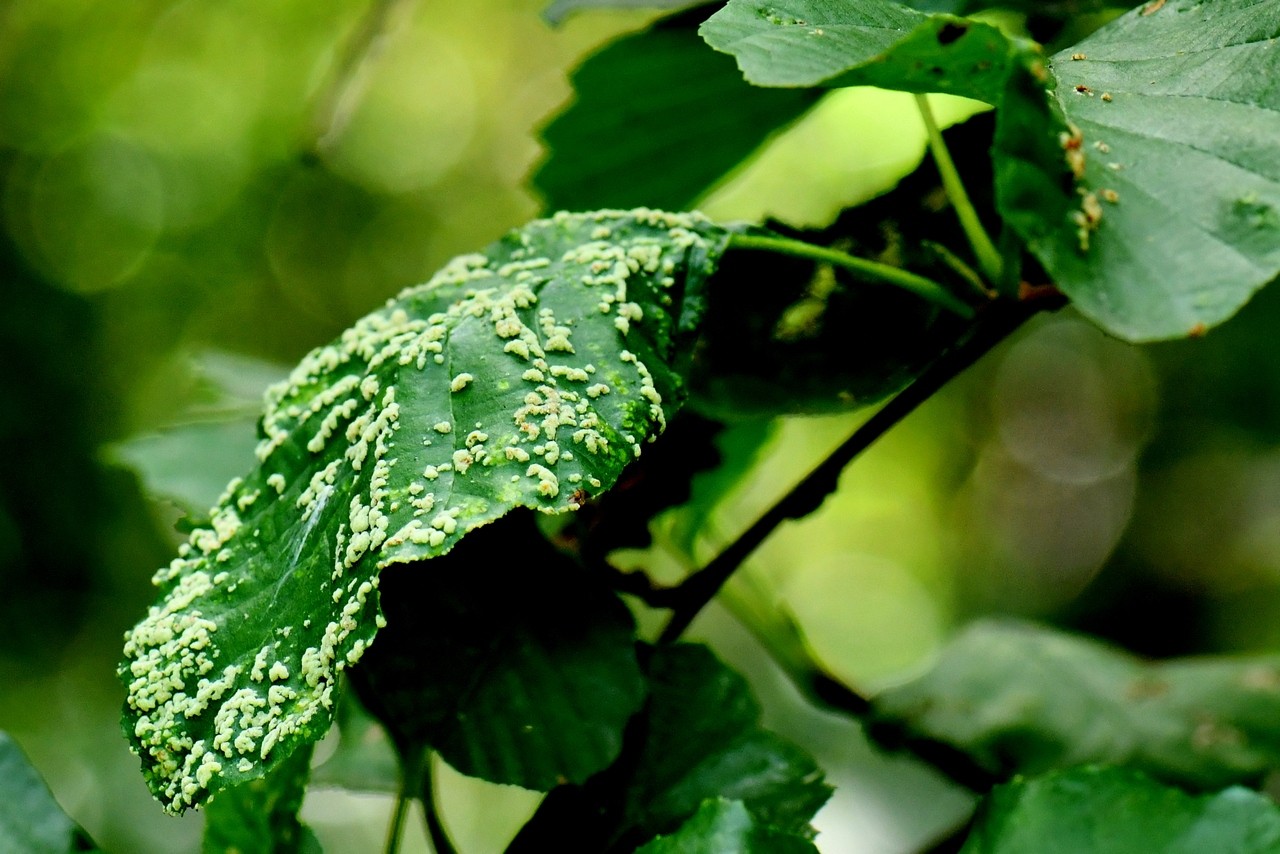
left=870, top=621, right=1280, bottom=790
left=0, top=732, right=100, bottom=854
left=636, top=798, right=820, bottom=853
left=202, top=744, right=318, bottom=854
left=535, top=10, right=820, bottom=212
left=119, top=209, right=735, bottom=812
left=509, top=644, right=830, bottom=851
left=1007, top=0, right=1280, bottom=341
left=699, top=0, right=1037, bottom=100
left=349, top=513, right=645, bottom=791
left=961, top=766, right=1280, bottom=853
left=542, top=0, right=707, bottom=25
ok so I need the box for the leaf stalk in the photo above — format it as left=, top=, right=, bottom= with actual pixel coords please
left=726, top=233, right=977, bottom=319
left=915, top=94, right=1005, bottom=284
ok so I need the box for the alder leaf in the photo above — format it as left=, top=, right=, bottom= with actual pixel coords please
left=870, top=620, right=1280, bottom=790
left=1006, top=0, right=1280, bottom=341
left=0, top=732, right=100, bottom=853
left=635, top=798, right=820, bottom=853
left=961, top=766, right=1280, bottom=853
left=119, top=209, right=734, bottom=813
left=201, top=744, right=317, bottom=854
left=535, top=9, right=819, bottom=212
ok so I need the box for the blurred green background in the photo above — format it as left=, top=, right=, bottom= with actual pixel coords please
left=4, top=1, right=1280, bottom=851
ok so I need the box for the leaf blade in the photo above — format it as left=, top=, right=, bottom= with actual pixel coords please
left=871, top=620, right=1280, bottom=790
left=1005, top=0, right=1280, bottom=340
left=535, top=12, right=821, bottom=212
left=119, top=210, right=734, bottom=812
left=960, top=766, right=1280, bottom=854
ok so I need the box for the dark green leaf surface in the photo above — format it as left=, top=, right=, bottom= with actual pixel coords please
left=960, top=766, right=1280, bottom=853
left=1011, top=0, right=1280, bottom=341
left=202, top=743, right=316, bottom=854
left=119, top=210, right=733, bottom=812
left=534, top=12, right=821, bottom=212
left=0, top=732, right=99, bottom=853
left=871, top=620, right=1280, bottom=790
left=510, top=644, right=830, bottom=851
left=627, top=645, right=830, bottom=837
left=636, top=798, right=819, bottom=853
left=542, top=0, right=707, bottom=25
left=350, top=513, right=645, bottom=790
left=699, top=0, right=1032, bottom=102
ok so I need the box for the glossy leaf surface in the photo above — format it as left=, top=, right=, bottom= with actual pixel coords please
left=636, top=798, right=819, bottom=853
left=511, top=644, right=830, bottom=851
left=961, top=766, right=1280, bottom=853
left=119, top=210, right=733, bottom=812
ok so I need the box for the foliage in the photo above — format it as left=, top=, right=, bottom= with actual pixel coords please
left=5, top=0, right=1280, bottom=851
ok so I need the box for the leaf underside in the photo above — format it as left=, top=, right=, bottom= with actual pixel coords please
left=510, top=644, right=831, bottom=851
left=870, top=620, right=1280, bottom=790
left=349, top=513, right=646, bottom=791
left=119, top=209, right=733, bottom=812
left=1020, top=0, right=1280, bottom=341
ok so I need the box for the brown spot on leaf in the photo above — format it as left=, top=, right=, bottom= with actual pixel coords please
left=1125, top=676, right=1169, bottom=700
left=1142, top=0, right=1168, bottom=14
left=1241, top=665, right=1280, bottom=692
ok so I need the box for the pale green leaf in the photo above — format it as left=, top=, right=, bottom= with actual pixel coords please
left=0, top=732, right=100, bottom=854
left=961, top=766, right=1280, bottom=853
left=699, top=0, right=1031, bottom=102
left=871, top=620, right=1280, bottom=789
left=119, top=210, right=734, bottom=813
left=1010, top=0, right=1280, bottom=341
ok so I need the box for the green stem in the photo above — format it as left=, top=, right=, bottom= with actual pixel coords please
left=308, top=0, right=416, bottom=156
left=422, top=752, right=460, bottom=854
left=385, top=791, right=412, bottom=854
left=384, top=748, right=426, bottom=854
left=656, top=300, right=1043, bottom=644
left=915, top=94, right=1004, bottom=284
left=727, top=233, right=976, bottom=320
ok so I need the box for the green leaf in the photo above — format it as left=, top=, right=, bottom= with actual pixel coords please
left=108, top=350, right=288, bottom=515
left=349, top=513, right=645, bottom=790
left=870, top=620, right=1280, bottom=790
left=636, top=798, right=819, bottom=853
left=686, top=114, right=999, bottom=417
left=542, top=0, right=707, bottom=25
left=625, top=645, right=831, bottom=839
left=119, top=209, right=734, bottom=813
left=510, top=644, right=830, bottom=851
left=1005, top=0, right=1280, bottom=341
left=534, top=11, right=821, bottom=212
left=960, top=766, right=1280, bottom=854
left=308, top=692, right=400, bottom=794
left=0, top=732, right=100, bottom=853
left=202, top=743, right=318, bottom=854
left=699, top=0, right=1031, bottom=103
